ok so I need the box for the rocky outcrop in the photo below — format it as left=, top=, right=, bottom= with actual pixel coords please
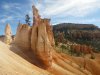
left=32, top=5, right=41, bottom=25
left=4, top=23, right=12, bottom=44
left=31, top=22, right=53, bottom=69
left=31, top=5, right=41, bottom=53
left=31, top=5, right=53, bottom=69
left=14, top=24, right=31, bottom=50
left=14, top=5, right=54, bottom=69
left=44, top=19, right=55, bottom=47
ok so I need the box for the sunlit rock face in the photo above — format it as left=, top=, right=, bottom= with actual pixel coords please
left=31, top=24, right=53, bottom=69
left=14, top=5, right=54, bottom=69
left=31, top=5, right=53, bottom=69
left=14, top=24, right=31, bottom=50
left=32, top=5, right=41, bottom=26
left=4, top=23, right=12, bottom=44
left=44, top=19, right=55, bottom=47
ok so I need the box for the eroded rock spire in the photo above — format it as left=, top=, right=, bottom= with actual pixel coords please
left=32, top=5, right=41, bottom=25
left=4, top=23, right=12, bottom=44
left=31, top=5, right=53, bottom=69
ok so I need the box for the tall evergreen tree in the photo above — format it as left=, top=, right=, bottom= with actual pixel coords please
left=25, top=14, right=30, bottom=25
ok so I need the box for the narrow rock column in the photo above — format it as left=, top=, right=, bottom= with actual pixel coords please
left=4, top=23, right=12, bottom=44
left=36, top=21, right=52, bottom=68
left=31, top=5, right=53, bottom=69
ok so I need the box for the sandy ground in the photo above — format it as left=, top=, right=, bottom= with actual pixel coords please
left=0, top=41, right=51, bottom=75
left=0, top=41, right=99, bottom=75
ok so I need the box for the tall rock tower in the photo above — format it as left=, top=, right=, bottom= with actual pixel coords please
left=4, top=23, right=12, bottom=44
left=32, top=5, right=41, bottom=25
left=31, top=5, right=54, bottom=69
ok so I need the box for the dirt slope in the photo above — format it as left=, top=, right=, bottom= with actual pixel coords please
left=73, top=54, right=100, bottom=75
left=0, top=41, right=99, bottom=75
left=0, top=41, right=51, bottom=75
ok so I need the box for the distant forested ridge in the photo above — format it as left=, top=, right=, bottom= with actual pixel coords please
left=53, top=23, right=100, bottom=52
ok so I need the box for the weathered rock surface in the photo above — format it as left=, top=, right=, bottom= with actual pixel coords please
left=36, top=21, right=52, bottom=68
left=45, top=19, right=55, bottom=47
left=32, top=5, right=41, bottom=25
left=4, top=23, right=12, bottom=44
left=31, top=25, right=38, bottom=53
left=31, top=5, right=53, bottom=69
left=31, top=5, right=41, bottom=53
left=14, top=5, right=54, bottom=69
left=14, top=24, right=31, bottom=50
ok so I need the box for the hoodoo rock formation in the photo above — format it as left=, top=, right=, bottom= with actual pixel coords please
left=4, top=23, right=12, bottom=44
left=45, top=19, right=55, bottom=47
left=1, top=4, right=100, bottom=75
left=14, top=24, right=31, bottom=50
left=31, top=5, right=54, bottom=69
left=14, top=5, right=54, bottom=69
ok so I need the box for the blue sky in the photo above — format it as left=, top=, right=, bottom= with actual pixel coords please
left=0, top=0, right=100, bottom=35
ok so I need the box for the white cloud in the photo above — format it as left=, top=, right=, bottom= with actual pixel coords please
left=28, top=0, right=100, bottom=27
left=2, top=2, right=21, bottom=10
left=0, top=16, right=13, bottom=23
left=2, top=4, right=10, bottom=10
left=34, top=0, right=100, bottom=18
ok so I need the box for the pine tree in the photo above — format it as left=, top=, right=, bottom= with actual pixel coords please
left=25, top=14, right=30, bottom=25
